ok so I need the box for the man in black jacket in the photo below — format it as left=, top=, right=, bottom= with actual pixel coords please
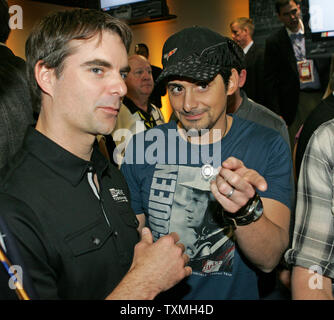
left=294, top=60, right=334, bottom=180
left=0, top=8, right=190, bottom=300
left=264, top=0, right=329, bottom=145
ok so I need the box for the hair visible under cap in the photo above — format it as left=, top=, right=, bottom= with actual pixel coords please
left=225, top=39, right=246, bottom=74
left=25, top=8, right=132, bottom=110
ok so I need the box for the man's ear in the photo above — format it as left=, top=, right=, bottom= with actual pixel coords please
left=34, top=60, right=56, bottom=97
left=227, top=68, right=239, bottom=95
left=238, top=69, right=247, bottom=88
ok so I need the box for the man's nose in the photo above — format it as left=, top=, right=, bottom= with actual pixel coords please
left=183, top=90, right=197, bottom=112
left=142, top=70, right=152, bottom=80
left=289, top=11, right=297, bottom=18
left=109, top=74, right=127, bottom=97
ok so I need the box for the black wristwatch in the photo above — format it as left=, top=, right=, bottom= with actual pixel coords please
left=224, top=193, right=263, bottom=229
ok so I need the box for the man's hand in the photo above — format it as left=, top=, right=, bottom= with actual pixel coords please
left=210, top=157, right=267, bottom=213
left=107, top=227, right=191, bottom=300
left=209, top=157, right=290, bottom=273
left=129, top=228, right=192, bottom=293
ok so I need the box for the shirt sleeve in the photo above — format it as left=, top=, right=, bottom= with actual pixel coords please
left=259, top=133, right=293, bottom=210
left=285, top=122, right=334, bottom=279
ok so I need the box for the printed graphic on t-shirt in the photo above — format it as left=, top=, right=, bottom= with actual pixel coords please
left=147, top=164, right=235, bottom=276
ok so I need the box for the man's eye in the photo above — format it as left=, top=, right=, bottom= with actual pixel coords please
left=134, top=70, right=144, bottom=77
left=169, top=86, right=183, bottom=95
left=197, top=82, right=209, bottom=90
left=121, top=72, right=128, bottom=80
left=91, top=68, right=103, bottom=75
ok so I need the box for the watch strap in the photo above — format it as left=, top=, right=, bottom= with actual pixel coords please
left=223, top=193, right=263, bottom=228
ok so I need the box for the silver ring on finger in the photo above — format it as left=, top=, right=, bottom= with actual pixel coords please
left=226, top=187, right=235, bottom=198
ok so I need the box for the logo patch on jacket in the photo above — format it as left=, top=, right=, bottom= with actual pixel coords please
left=109, top=188, right=128, bottom=202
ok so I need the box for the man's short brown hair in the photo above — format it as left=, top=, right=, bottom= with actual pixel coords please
left=275, top=0, right=300, bottom=14
left=26, top=8, right=132, bottom=109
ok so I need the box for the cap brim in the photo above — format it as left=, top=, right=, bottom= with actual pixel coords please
left=156, top=60, right=221, bottom=87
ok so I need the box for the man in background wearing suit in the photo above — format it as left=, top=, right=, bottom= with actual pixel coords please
left=264, top=0, right=330, bottom=146
left=230, top=17, right=265, bottom=106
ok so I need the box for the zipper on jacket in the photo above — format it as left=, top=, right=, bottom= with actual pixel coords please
left=87, top=169, right=111, bottom=227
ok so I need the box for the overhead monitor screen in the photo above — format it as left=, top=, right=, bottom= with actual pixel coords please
left=308, top=0, right=334, bottom=34
left=100, top=0, right=146, bottom=10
